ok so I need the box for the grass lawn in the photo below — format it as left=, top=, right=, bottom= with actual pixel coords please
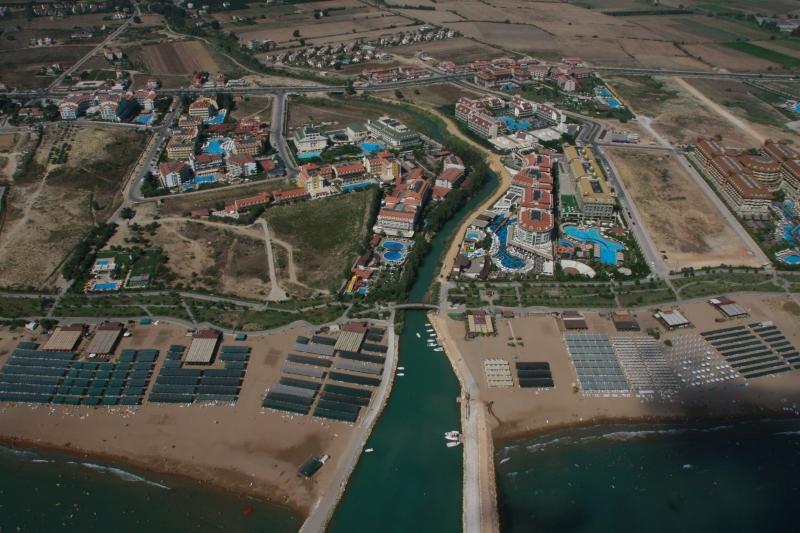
left=723, top=41, right=800, bottom=69
left=263, top=187, right=379, bottom=291
left=0, top=297, right=50, bottom=318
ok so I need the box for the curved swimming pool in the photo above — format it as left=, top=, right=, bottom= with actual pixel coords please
left=384, top=251, right=404, bottom=262
left=361, top=143, right=383, bottom=153
left=562, top=226, right=624, bottom=265
left=466, top=231, right=482, bottom=241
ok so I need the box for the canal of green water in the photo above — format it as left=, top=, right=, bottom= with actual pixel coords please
left=328, top=171, right=497, bottom=533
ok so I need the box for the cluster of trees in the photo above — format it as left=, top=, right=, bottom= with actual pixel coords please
left=62, top=223, right=118, bottom=282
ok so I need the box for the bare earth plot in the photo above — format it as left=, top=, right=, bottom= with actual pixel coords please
left=0, top=126, right=147, bottom=289
left=606, top=76, right=765, bottom=146
left=140, top=40, right=221, bottom=74
left=682, top=78, right=794, bottom=141
left=107, top=219, right=271, bottom=300
left=374, top=83, right=480, bottom=108
left=606, top=148, right=761, bottom=270
left=263, top=188, right=377, bottom=292
left=0, top=45, right=95, bottom=89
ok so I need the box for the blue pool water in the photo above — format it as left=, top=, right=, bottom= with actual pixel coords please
left=557, top=239, right=574, bottom=248
left=133, top=114, right=154, bottom=125
left=606, top=98, right=622, bottom=109
left=203, top=139, right=225, bottom=155
left=92, top=282, right=119, bottom=291
left=193, top=175, right=215, bottom=185
left=595, top=87, right=611, bottom=97
left=298, top=152, right=321, bottom=160
left=383, top=241, right=405, bottom=252
left=95, top=259, right=112, bottom=268
left=466, top=231, right=482, bottom=241
left=357, top=286, right=368, bottom=296
left=342, top=182, right=373, bottom=192
left=361, top=143, right=383, bottom=153
left=783, top=255, right=800, bottom=265
left=499, top=116, right=530, bottom=132
left=203, top=109, right=226, bottom=125
left=494, top=223, right=526, bottom=270
left=563, top=226, right=624, bottom=265
left=384, top=251, right=404, bottom=262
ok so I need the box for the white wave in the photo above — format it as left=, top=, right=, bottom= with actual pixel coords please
left=499, top=457, right=511, bottom=465
left=580, top=428, right=686, bottom=443
left=525, top=436, right=573, bottom=452
left=31, top=459, right=53, bottom=464
left=80, top=463, right=169, bottom=489
left=775, top=430, right=800, bottom=436
left=0, top=445, right=37, bottom=459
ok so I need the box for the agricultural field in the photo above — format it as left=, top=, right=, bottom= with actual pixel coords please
left=722, top=41, right=800, bottom=69
left=373, top=83, right=480, bottom=109
left=139, top=40, right=222, bottom=75
left=105, top=219, right=271, bottom=300
left=263, top=188, right=378, bottom=292
left=0, top=45, right=94, bottom=89
left=605, top=148, right=762, bottom=270
left=0, top=125, right=148, bottom=289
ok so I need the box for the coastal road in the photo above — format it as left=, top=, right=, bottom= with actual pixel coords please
left=299, top=309, right=398, bottom=533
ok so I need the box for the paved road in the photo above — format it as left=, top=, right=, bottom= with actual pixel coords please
left=299, top=309, right=398, bottom=533
left=270, top=92, right=297, bottom=178
left=47, top=4, right=140, bottom=91
left=123, top=103, right=182, bottom=206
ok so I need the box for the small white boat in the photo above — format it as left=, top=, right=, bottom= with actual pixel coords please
left=416, top=332, right=421, bottom=338
left=365, top=448, right=374, bottom=453
left=398, top=366, right=405, bottom=370
left=446, top=441, right=461, bottom=448
left=444, top=431, right=461, bottom=441
left=397, top=373, right=405, bottom=377
left=434, top=348, right=444, bottom=352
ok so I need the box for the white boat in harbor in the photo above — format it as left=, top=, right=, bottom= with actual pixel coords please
left=434, top=348, right=444, bottom=352
left=446, top=441, right=461, bottom=448
left=397, top=373, right=405, bottom=377
left=416, top=332, right=421, bottom=338
left=444, top=431, right=461, bottom=441
left=365, top=448, right=374, bottom=453
left=398, top=366, right=405, bottom=370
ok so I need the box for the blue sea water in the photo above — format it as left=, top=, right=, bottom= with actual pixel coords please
left=497, top=419, right=800, bottom=533
left=0, top=445, right=300, bottom=532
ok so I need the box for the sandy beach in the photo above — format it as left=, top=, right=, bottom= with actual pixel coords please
left=436, top=293, right=800, bottom=444
left=0, top=322, right=369, bottom=516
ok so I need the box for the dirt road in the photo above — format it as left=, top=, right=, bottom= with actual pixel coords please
left=672, top=76, right=766, bottom=144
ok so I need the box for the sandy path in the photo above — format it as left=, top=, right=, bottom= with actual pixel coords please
left=672, top=76, right=766, bottom=144
left=0, top=170, right=50, bottom=265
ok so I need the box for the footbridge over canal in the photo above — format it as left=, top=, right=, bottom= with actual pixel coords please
left=392, top=303, right=439, bottom=311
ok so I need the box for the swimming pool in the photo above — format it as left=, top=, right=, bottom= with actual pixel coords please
left=203, top=109, right=227, bottom=125
left=342, top=182, right=373, bottom=192
left=92, top=281, right=120, bottom=291
left=557, top=239, right=575, bottom=248
left=466, top=231, right=482, bottom=241
left=134, top=114, right=154, bottom=125
left=384, top=251, right=404, bottom=263
left=203, top=139, right=225, bottom=155
left=298, top=152, right=321, bottom=160
left=493, top=222, right=526, bottom=270
left=361, top=143, right=383, bottom=153
left=783, top=255, right=800, bottom=265
left=595, top=87, right=612, bottom=98
left=562, top=226, right=624, bottom=265
left=499, top=116, right=530, bottom=132
left=606, top=98, right=623, bottom=109
left=194, top=175, right=215, bottom=185
left=383, top=241, right=405, bottom=252
left=95, top=258, right=112, bottom=268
